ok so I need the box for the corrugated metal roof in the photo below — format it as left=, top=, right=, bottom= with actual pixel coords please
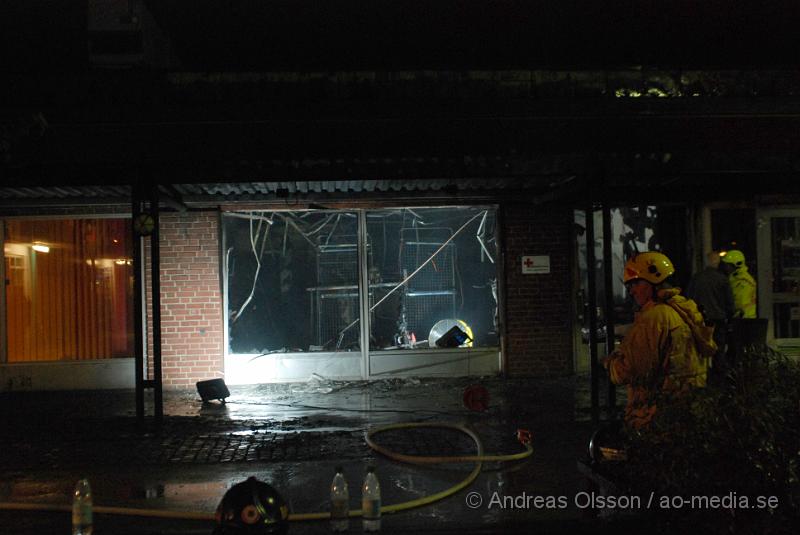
left=0, top=178, right=538, bottom=203
left=0, top=185, right=131, bottom=199
left=174, top=179, right=535, bottom=198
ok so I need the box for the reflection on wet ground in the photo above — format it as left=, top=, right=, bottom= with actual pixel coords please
left=0, top=375, right=622, bottom=534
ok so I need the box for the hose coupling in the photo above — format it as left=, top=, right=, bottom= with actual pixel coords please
left=516, top=429, right=532, bottom=445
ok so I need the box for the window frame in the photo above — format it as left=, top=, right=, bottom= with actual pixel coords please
left=1, top=214, right=134, bottom=363
left=221, top=204, right=502, bottom=380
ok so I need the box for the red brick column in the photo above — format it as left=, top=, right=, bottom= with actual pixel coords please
left=146, top=212, right=224, bottom=388
left=502, top=203, right=574, bottom=376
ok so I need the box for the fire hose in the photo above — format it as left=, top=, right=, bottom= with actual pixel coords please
left=0, top=422, right=533, bottom=522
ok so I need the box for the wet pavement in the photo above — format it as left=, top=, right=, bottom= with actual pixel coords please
left=0, top=375, right=636, bottom=534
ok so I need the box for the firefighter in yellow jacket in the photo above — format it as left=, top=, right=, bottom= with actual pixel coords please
left=720, top=249, right=757, bottom=318
left=602, top=252, right=715, bottom=429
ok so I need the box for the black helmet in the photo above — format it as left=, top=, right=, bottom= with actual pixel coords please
left=588, top=421, right=627, bottom=464
left=213, top=477, right=290, bottom=535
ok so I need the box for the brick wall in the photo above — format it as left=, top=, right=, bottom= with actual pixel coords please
left=146, top=212, right=224, bottom=388
left=502, top=203, right=574, bottom=377
left=139, top=205, right=573, bottom=385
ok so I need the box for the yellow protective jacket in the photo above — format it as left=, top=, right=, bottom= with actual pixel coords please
left=729, top=266, right=757, bottom=318
left=606, top=289, right=713, bottom=428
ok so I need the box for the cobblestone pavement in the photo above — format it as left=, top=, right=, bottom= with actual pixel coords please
left=0, top=376, right=581, bottom=469
left=0, top=417, right=367, bottom=468
left=1, top=376, right=583, bottom=470
left=3, top=420, right=518, bottom=468
left=1, top=376, right=626, bottom=534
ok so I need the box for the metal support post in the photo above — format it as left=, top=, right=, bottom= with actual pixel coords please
left=150, top=186, right=163, bottom=423
left=132, top=184, right=146, bottom=421
left=586, top=206, right=600, bottom=425
left=602, top=203, right=617, bottom=415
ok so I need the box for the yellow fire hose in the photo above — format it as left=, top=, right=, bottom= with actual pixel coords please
left=0, top=422, right=533, bottom=523
left=0, top=501, right=212, bottom=521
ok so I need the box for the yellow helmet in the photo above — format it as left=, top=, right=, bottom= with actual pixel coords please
left=721, top=249, right=746, bottom=267
left=623, top=251, right=675, bottom=284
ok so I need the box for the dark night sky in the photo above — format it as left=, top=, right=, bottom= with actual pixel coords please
left=3, top=1, right=800, bottom=71
left=3, top=0, right=800, bottom=191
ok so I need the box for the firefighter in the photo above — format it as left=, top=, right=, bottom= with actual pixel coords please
left=685, top=251, right=735, bottom=381
left=720, top=249, right=757, bottom=318
left=602, top=252, right=715, bottom=429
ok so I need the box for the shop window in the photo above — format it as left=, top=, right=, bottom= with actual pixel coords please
left=366, top=207, right=498, bottom=350
left=3, top=219, right=134, bottom=361
left=225, top=211, right=361, bottom=353
left=223, top=207, right=499, bottom=355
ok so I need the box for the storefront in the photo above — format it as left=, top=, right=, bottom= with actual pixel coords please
left=4, top=184, right=800, bottom=394
left=222, top=206, right=501, bottom=382
left=0, top=182, right=575, bottom=391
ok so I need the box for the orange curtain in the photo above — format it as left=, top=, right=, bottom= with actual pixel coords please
left=4, top=219, right=133, bottom=362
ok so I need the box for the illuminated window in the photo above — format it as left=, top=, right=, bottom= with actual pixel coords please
left=225, top=211, right=361, bottom=353
left=3, top=219, right=134, bottom=361
left=223, top=207, right=499, bottom=355
left=366, top=207, right=498, bottom=350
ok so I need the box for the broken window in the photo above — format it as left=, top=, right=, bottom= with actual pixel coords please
left=223, top=207, right=499, bottom=355
left=366, top=207, right=498, bottom=350
left=224, top=211, right=361, bottom=354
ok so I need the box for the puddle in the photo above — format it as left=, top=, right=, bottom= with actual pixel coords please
left=229, top=426, right=356, bottom=436
left=1, top=376, right=594, bottom=533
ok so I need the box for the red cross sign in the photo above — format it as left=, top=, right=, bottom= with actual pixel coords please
left=521, top=255, right=550, bottom=274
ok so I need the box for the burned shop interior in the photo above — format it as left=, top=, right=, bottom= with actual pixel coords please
left=224, top=207, right=499, bottom=355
